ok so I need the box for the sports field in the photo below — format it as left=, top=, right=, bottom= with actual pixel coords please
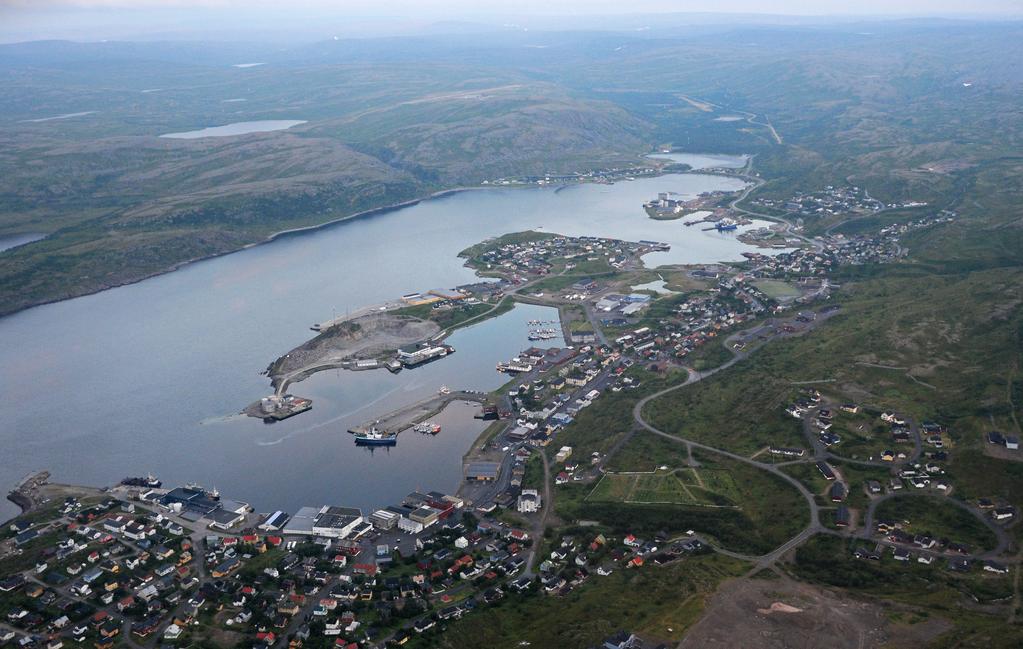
left=587, top=468, right=740, bottom=507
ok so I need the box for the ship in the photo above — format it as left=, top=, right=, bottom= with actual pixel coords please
left=715, top=219, right=739, bottom=231
left=354, top=428, right=398, bottom=446
left=497, top=361, right=533, bottom=374
left=120, top=473, right=162, bottom=489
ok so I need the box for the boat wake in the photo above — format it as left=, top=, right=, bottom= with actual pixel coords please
left=199, top=413, right=248, bottom=425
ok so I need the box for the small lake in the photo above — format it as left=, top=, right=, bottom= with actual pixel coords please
left=0, top=233, right=45, bottom=253
left=160, top=120, right=307, bottom=139
left=21, top=112, right=96, bottom=123
left=647, top=152, right=749, bottom=170
left=631, top=278, right=677, bottom=295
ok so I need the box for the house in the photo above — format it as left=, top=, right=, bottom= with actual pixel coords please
left=834, top=506, right=850, bottom=528
left=1007, top=436, right=1020, bottom=451
left=517, top=489, right=541, bottom=514
left=211, top=557, right=239, bottom=578
left=993, top=506, right=1016, bottom=521
left=829, top=482, right=847, bottom=503
left=769, top=446, right=805, bottom=457
left=163, top=624, right=183, bottom=641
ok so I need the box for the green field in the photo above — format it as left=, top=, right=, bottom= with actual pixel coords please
left=875, top=495, right=998, bottom=552
left=588, top=468, right=740, bottom=507
left=429, top=554, right=746, bottom=649
left=751, top=279, right=802, bottom=300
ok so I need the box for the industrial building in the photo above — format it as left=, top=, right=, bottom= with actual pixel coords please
left=464, top=461, right=500, bottom=481
left=283, top=505, right=364, bottom=539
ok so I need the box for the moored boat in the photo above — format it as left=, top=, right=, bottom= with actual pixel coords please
left=354, top=428, right=398, bottom=446
left=120, top=473, right=162, bottom=489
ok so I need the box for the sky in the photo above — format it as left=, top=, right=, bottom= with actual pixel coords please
left=1, top=0, right=1021, bottom=43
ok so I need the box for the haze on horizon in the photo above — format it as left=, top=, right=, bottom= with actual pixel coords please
left=1, top=0, right=1021, bottom=43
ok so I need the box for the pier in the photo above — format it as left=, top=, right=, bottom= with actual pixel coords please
left=347, top=390, right=490, bottom=436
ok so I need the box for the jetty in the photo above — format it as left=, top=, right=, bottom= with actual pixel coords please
left=347, top=390, right=490, bottom=436
left=6, top=471, right=50, bottom=516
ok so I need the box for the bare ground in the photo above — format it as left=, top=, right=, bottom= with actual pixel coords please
left=268, top=313, right=439, bottom=388
left=678, top=577, right=950, bottom=649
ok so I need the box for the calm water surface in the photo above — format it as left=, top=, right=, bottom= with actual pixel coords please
left=0, top=233, right=45, bottom=253
left=0, top=171, right=775, bottom=522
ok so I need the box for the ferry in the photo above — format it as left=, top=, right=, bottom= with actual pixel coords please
left=354, top=428, right=398, bottom=446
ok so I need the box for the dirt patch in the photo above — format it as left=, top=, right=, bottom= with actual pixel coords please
left=679, top=577, right=950, bottom=649
left=269, top=313, right=439, bottom=386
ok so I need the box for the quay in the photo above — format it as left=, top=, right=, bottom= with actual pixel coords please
left=347, top=390, right=490, bottom=436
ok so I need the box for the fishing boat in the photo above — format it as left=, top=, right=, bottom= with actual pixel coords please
left=354, top=428, right=398, bottom=446
left=715, top=218, right=739, bottom=231
left=120, top=473, right=162, bottom=489
left=413, top=422, right=442, bottom=434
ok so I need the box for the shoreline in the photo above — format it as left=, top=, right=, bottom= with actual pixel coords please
left=0, top=185, right=482, bottom=321
left=0, top=166, right=746, bottom=321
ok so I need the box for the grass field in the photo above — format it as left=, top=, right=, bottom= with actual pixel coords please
left=752, top=279, right=802, bottom=300
left=792, top=535, right=1020, bottom=646
left=429, top=554, right=746, bottom=649
left=875, top=495, right=998, bottom=552
left=588, top=468, right=740, bottom=507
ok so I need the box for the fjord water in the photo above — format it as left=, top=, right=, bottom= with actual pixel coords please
left=0, top=165, right=761, bottom=522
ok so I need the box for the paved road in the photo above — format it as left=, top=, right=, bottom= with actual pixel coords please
left=625, top=306, right=1018, bottom=576
left=619, top=308, right=866, bottom=572
left=522, top=451, right=553, bottom=579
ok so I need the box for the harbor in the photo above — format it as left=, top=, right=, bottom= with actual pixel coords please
left=0, top=166, right=757, bottom=522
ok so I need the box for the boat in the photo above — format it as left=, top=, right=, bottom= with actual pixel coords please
left=354, top=428, right=398, bottom=446
left=715, top=219, right=739, bottom=231
left=120, top=473, right=162, bottom=489
left=413, top=422, right=442, bottom=434
left=438, top=385, right=451, bottom=395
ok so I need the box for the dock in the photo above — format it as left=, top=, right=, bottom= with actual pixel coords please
left=347, top=390, right=490, bottom=436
